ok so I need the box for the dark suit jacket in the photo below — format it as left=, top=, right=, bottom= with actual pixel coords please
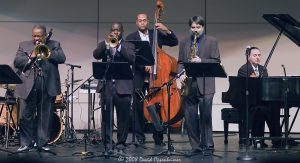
left=14, top=40, right=66, bottom=99
left=238, top=63, right=268, bottom=77
left=177, top=35, right=221, bottom=95
left=93, top=39, right=135, bottom=95
left=125, top=29, right=178, bottom=89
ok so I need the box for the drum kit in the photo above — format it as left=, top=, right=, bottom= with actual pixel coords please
left=0, top=79, right=83, bottom=146
left=0, top=84, right=18, bottom=148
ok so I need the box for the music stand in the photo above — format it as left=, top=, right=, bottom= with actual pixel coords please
left=127, top=40, right=154, bottom=149
left=146, top=70, right=186, bottom=157
left=83, top=62, right=133, bottom=159
left=0, top=65, right=22, bottom=84
left=0, top=65, right=22, bottom=154
left=183, top=62, right=227, bottom=158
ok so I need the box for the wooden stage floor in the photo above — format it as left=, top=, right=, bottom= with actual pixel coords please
left=0, top=132, right=300, bottom=163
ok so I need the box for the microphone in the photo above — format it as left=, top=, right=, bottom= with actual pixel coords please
left=65, top=63, right=81, bottom=68
left=245, top=46, right=251, bottom=56
left=281, top=64, right=286, bottom=77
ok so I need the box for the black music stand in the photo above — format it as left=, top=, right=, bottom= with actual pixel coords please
left=183, top=62, right=227, bottom=158
left=127, top=40, right=154, bottom=149
left=0, top=65, right=22, bottom=84
left=146, top=70, right=186, bottom=158
left=263, top=14, right=300, bottom=150
left=83, top=62, right=133, bottom=159
left=0, top=65, right=22, bottom=154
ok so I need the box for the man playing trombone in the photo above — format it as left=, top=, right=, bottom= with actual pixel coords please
left=14, top=24, right=66, bottom=152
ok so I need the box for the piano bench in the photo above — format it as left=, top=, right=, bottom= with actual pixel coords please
left=221, top=108, right=239, bottom=144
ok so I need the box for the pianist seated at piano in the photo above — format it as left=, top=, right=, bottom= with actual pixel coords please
left=237, top=46, right=282, bottom=148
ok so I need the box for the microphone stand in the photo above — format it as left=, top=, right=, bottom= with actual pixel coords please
left=10, top=59, right=56, bottom=156
left=148, top=70, right=187, bottom=157
left=63, top=74, right=99, bottom=145
left=83, top=48, right=129, bottom=160
left=237, top=50, right=256, bottom=161
left=127, top=51, right=147, bottom=150
left=65, top=63, right=81, bottom=141
left=72, top=76, right=95, bottom=158
left=281, top=65, right=289, bottom=150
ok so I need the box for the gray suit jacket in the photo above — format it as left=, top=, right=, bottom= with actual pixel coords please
left=93, top=39, right=135, bottom=95
left=177, top=35, right=221, bottom=95
left=14, top=40, right=66, bottom=99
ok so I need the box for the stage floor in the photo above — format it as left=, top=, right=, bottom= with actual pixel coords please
left=0, top=132, right=300, bottom=163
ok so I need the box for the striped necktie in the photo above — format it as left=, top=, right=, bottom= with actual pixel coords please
left=254, top=67, right=259, bottom=77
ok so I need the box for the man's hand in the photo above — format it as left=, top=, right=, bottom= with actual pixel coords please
left=155, top=23, right=171, bottom=34
left=190, top=56, right=201, bottom=63
left=145, top=66, right=152, bottom=73
left=250, top=73, right=257, bottom=78
left=31, top=50, right=37, bottom=58
left=179, top=72, right=187, bottom=84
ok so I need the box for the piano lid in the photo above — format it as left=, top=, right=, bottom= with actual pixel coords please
left=263, top=14, right=300, bottom=46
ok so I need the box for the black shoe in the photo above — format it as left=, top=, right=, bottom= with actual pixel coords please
left=206, top=146, right=215, bottom=153
left=115, top=142, right=127, bottom=150
left=17, top=145, right=30, bottom=152
left=41, top=146, right=50, bottom=151
left=288, top=139, right=300, bottom=146
left=254, top=140, right=268, bottom=149
left=137, top=139, right=145, bottom=145
left=155, top=142, right=166, bottom=146
left=204, top=149, right=214, bottom=155
left=185, top=149, right=202, bottom=157
left=239, top=139, right=252, bottom=146
left=261, top=142, right=268, bottom=148
left=272, top=143, right=281, bottom=148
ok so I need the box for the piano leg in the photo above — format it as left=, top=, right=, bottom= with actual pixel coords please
left=224, top=121, right=229, bottom=144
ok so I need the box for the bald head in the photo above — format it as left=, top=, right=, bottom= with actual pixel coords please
left=136, top=13, right=148, bottom=20
left=136, top=13, right=149, bottom=33
left=110, top=22, right=123, bottom=33
left=110, top=22, right=124, bottom=40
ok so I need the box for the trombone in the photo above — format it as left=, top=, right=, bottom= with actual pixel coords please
left=34, top=41, right=51, bottom=60
left=34, top=28, right=53, bottom=60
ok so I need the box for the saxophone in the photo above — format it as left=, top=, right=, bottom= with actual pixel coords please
left=181, top=32, right=199, bottom=96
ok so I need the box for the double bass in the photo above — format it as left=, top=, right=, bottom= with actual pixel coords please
left=143, top=0, right=182, bottom=128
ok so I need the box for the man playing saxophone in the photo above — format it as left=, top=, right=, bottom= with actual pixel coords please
left=177, top=16, right=221, bottom=154
left=14, top=24, right=66, bottom=152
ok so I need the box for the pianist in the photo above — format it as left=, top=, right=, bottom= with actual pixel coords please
left=237, top=46, right=281, bottom=148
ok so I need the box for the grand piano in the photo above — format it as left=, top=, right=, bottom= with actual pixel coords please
left=222, top=76, right=300, bottom=109
left=222, top=14, right=300, bottom=145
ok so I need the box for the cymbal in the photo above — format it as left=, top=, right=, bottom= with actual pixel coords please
left=0, top=84, right=16, bottom=90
